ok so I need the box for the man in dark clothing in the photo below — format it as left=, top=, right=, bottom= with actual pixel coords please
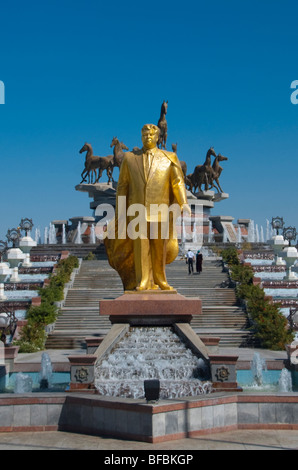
left=186, top=249, right=195, bottom=275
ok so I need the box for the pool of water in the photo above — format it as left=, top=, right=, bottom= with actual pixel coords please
left=244, top=259, right=274, bottom=265
left=264, top=288, right=298, bottom=298
left=0, top=371, right=70, bottom=393
left=237, top=369, right=298, bottom=392
left=30, top=262, right=56, bottom=268
left=2, top=291, right=40, bottom=300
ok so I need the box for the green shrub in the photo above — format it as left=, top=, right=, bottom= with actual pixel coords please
left=14, top=321, right=47, bottom=353
left=26, top=303, right=58, bottom=326
left=221, top=247, right=240, bottom=266
left=84, top=252, right=96, bottom=260
left=220, top=248, right=294, bottom=350
left=230, top=264, right=254, bottom=285
left=14, top=255, right=79, bottom=353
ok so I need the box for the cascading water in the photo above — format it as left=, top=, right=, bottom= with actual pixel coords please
left=251, top=352, right=267, bottom=386
left=49, top=224, right=57, bottom=244
left=247, top=220, right=255, bottom=243
left=278, top=369, right=292, bottom=392
left=90, top=224, right=96, bottom=244
left=44, top=227, right=48, bottom=244
left=76, top=222, right=82, bottom=244
left=14, top=373, right=33, bottom=393
left=94, top=327, right=212, bottom=399
left=39, top=352, right=53, bottom=389
left=62, top=224, right=66, bottom=244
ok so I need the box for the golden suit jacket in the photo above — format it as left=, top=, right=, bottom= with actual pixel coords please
left=104, top=147, right=188, bottom=290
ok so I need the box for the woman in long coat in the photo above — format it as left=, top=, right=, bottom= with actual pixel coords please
left=196, top=250, right=203, bottom=274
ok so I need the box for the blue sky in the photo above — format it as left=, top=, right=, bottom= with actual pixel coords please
left=1, top=0, right=298, bottom=240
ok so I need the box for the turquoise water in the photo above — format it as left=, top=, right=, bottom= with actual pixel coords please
left=237, top=369, right=298, bottom=392
left=0, top=371, right=70, bottom=393
left=1, top=369, right=297, bottom=394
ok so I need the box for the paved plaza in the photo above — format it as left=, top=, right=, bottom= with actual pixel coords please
left=0, top=429, right=297, bottom=450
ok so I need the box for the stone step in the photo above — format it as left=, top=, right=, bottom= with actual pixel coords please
left=45, top=257, right=254, bottom=349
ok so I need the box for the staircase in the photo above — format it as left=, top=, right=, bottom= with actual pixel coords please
left=45, top=257, right=255, bottom=349
left=166, top=260, right=255, bottom=347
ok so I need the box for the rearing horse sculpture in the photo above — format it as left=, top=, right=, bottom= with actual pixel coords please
left=157, top=100, right=168, bottom=149
left=172, top=143, right=187, bottom=181
left=79, top=143, right=114, bottom=184
left=210, top=153, right=228, bottom=193
left=110, top=136, right=129, bottom=170
left=192, top=147, right=217, bottom=193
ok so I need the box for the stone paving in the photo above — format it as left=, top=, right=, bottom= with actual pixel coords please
left=0, top=429, right=297, bottom=450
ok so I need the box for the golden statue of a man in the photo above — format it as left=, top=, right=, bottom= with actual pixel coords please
left=104, top=124, right=190, bottom=291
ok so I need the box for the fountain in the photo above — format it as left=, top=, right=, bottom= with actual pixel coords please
left=237, top=226, right=242, bottom=244
left=48, top=223, right=57, bottom=244
left=39, top=352, right=53, bottom=389
left=90, top=224, right=96, bottom=244
left=34, top=227, right=41, bottom=245
left=95, top=327, right=212, bottom=398
left=44, top=226, right=48, bottom=244
left=208, top=220, right=214, bottom=243
left=247, top=220, right=255, bottom=243
left=62, top=224, right=67, bottom=244
left=14, top=373, right=33, bottom=394
left=278, top=369, right=293, bottom=392
left=251, top=352, right=267, bottom=387
left=255, top=224, right=260, bottom=243
left=76, top=222, right=82, bottom=244
left=266, top=219, right=270, bottom=242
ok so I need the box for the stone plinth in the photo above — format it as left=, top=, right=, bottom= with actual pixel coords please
left=100, top=292, right=202, bottom=325
left=0, top=345, right=20, bottom=373
left=75, top=183, right=117, bottom=213
left=209, top=355, right=242, bottom=392
left=68, top=355, right=97, bottom=391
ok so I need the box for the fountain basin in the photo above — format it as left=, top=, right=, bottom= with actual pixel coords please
left=0, top=371, right=70, bottom=393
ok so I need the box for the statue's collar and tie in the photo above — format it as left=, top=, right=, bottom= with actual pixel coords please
left=143, top=147, right=157, bottom=180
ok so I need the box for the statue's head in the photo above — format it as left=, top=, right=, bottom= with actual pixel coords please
left=141, top=124, right=160, bottom=150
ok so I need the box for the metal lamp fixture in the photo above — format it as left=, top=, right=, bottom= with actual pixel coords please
left=271, top=217, right=284, bottom=235
left=6, top=228, right=21, bottom=248
left=0, top=240, right=8, bottom=262
left=0, top=307, right=17, bottom=345
left=283, top=226, right=297, bottom=247
left=19, top=218, right=34, bottom=236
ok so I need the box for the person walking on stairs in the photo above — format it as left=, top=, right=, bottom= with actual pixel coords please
left=196, top=250, right=203, bottom=274
left=186, top=249, right=195, bottom=275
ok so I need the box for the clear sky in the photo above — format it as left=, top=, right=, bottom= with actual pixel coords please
left=1, top=0, right=298, bottom=241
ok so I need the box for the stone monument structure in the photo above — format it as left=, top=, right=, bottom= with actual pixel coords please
left=75, top=101, right=233, bottom=246
left=69, top=116, right=241, bottom=398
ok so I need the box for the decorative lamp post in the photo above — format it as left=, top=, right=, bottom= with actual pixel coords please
left=0, top=240, right=11, bottom=282
left=268, top=217, right=288, bottom=266
left=283, top=226, right=297, bottom=247
left=271, top=217, right=284, bottom=235
left=6, top=228, right=25, bottom=268
left=280, top=227, right=298, bottom=280
left=0, top=307, right=17, bottom=345
left=19, top=218, right=37, bottom=254
left=287, top=307, right=298, bottom=332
